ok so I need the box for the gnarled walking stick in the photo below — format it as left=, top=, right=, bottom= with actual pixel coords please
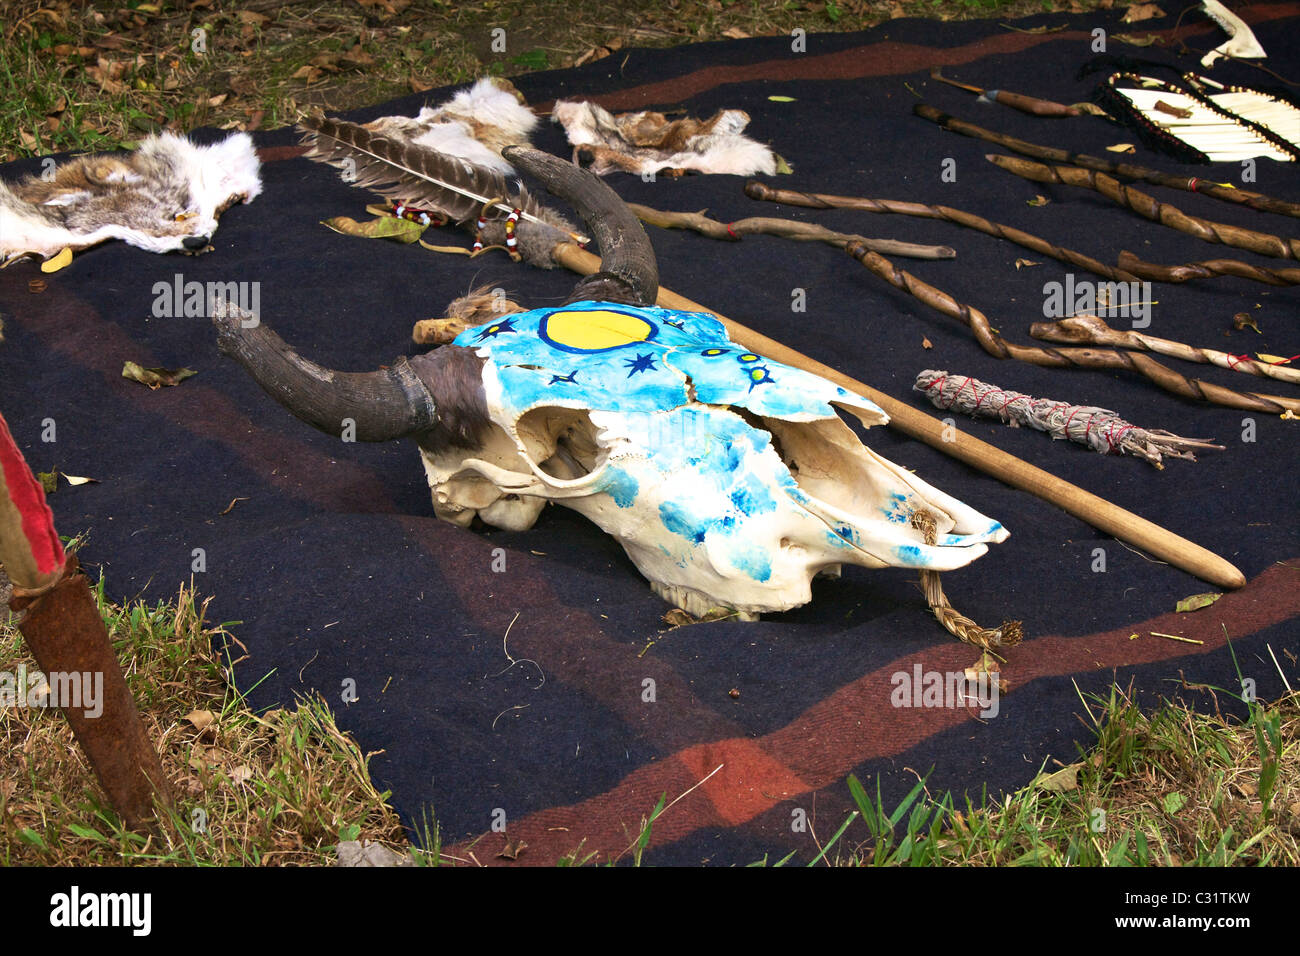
left=0, top=413, right=172, bottom=831
left=626, top=202, right=955, bottom=259
left=548, top=241, right=1246, bottom=590
left=1030, top=314, right=1300, bottom=387
left=1115, top=249, right=1300, bottom=287
left=988, top=154, right=1300, bottom=261
left=840, top=240, right=1300, bottom=417
left=913, top=103, right=1300, bottom=220
left=744, top=180, right=1139, bottom=283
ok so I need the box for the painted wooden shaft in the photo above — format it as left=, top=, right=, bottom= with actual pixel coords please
left=987, top=154, right=1300, bottom=261
left=913, top=103, right=1300, bottom=220
left=10, top=559, right=174, bottom=830
left=550, top=242, right=1247, bottom=590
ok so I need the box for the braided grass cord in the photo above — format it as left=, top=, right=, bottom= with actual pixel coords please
left=909, top=511, right=1023, bottom=650
left=915, top=369, right=1223, bottom=468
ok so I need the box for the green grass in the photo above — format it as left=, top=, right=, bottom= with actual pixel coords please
left=0, top=571, right=434, bottom=866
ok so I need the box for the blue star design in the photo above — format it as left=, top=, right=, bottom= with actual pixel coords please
left=474, top=318, right=517, bottom=341
left=549, top=370, right=579, bottom=385
left=746, top=365, right=775, bottom=392
left=623, top=353, right=655, bottom=377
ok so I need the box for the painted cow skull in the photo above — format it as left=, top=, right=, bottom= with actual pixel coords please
left=215, top=147, right=1007, bottom=618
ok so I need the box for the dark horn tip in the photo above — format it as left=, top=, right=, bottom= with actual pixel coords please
left=501, top=145, right=659, bottom=307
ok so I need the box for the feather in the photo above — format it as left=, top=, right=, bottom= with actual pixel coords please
left=298, top=116, right=588, bottom=244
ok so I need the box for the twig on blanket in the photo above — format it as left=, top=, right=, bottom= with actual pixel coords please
left=627, top=203, right=955, bottom=259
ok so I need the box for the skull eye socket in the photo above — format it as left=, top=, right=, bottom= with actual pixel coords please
left=516, top=406, right=601, bottom=480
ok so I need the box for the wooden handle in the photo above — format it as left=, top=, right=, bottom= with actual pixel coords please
left=551, top=243, right=1247, bottom=590
left=988, top=90, right=1081, bottom=117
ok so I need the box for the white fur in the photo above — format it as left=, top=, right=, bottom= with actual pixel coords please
left=0, top=131, right=261, bottom=262
left=552, top=100, right=777, bottom=176
left=370, top=77, right=539, bottom=174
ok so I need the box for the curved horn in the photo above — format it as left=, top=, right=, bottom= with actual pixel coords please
left=212, top=299, right=487, bottom=448
left=503, top=145, right=659, bottom=307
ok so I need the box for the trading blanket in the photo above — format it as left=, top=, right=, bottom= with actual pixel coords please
left=2, top=5, right=1297, bottom=865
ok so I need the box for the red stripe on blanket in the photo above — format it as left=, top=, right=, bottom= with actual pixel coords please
left=450, top=558, right=1300, bottom=864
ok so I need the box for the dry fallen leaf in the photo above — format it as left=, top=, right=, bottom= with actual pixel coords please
left=1121, top=3, right=1165, bottom=22
left=1034, top=763, right=1080, bottom=792
left=321, top=215, right=427, bottom=243
left=185, top=709, right=216, bottom=731
left=1233, top=312, right=1261, bottom=333
left=1106, top=143, right=1138, bottom=153
left=1175, top=592, right=1222, bottom=613
left=1027, top=194, right=1050, bottom=207
left=498, top=837, right=527, bottom=860
left=40, top=247, right=73, bottom=273
left=1015, top=258, right=1041, bottom=269
left=122, top=362, right=197, bottom=388
left=922, top=336, right=933, bottom=349
left=63, top=475, right=99, bottom=486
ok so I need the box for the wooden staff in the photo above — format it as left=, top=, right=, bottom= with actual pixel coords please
left=838, top=240, right=1300, bottom=417
left=987, top=154, right=1300, bottom=261
left=1030, top=314, right=1300, bottom=387
left=626, top=203, right=955, bottom=259
left=913, top=103, right=1300, bottom=220
left=744, top=181, right=1139, bottom=283
left=548, top=241, right=1247, bottom=590
left=1115, top=249, right=1300, bottom=287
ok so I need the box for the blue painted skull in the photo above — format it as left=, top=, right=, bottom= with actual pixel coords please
left=421, top=300, right=1008, bottom=617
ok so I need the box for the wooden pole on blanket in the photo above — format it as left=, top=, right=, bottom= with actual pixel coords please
left=549, top=242, right=1247, bottom=591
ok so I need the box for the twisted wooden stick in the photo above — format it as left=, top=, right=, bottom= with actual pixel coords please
left=913, top=103, right=1300, bottom=220
left=1115, top=249, right=1300, bottom=286
left=626, top=202, right=955, bottom=259
left=1030, top=314, right=1300, bottom=387
left=841, top=241, right=1300, bottom=416
left=988, top=154, right=1300, bottom=261
left=744, top=180, right=1139, bottom=283
left=746, top=181, right=1300, bottom=288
